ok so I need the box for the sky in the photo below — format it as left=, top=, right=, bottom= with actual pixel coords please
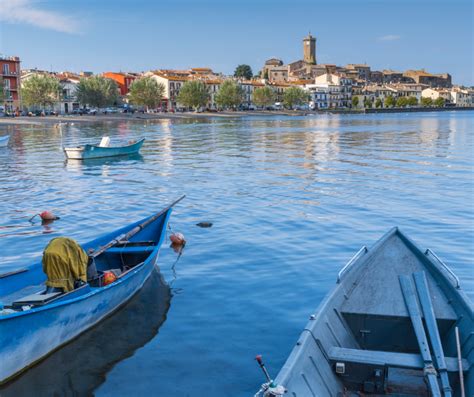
left=0, top=0, right=473, bottom=85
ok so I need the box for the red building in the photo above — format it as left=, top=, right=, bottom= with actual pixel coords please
left=103, top=72, right=137, bottom=96
left=0, top=56, right=21, bottom=112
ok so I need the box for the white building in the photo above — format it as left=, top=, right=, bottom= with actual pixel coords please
left=145, top=71, right=189, bottom=110
left=306, top=73, right=352, bottom=109
left=422, top=88, right=452, bottom=103
left=450, top=88, right=472, bottom=107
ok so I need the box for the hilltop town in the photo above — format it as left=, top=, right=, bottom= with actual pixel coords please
left=1, top=34, right=473, bottom=116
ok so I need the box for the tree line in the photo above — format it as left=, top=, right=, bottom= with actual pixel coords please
left=20, top=73, right=310, bottom=111
left=352, top=95, right=445, bottom=109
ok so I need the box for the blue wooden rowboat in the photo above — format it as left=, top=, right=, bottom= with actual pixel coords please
left=0, top=270, right=171, bottom=396
left=257, top=227, right=473, bottom=397
left=63, top=138, right=145, bottom=160
left=0, top=135, right=9, bottom=147
left=0, top=196, right=184, bottom=384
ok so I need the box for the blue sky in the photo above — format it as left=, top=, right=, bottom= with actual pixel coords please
left=0, top=0, right=473, bottom=85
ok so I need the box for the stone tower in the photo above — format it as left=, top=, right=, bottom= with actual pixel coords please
left=303, top=33, right=316, bottom=64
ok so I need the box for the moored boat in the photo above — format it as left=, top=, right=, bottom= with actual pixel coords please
left=257, top=227, right=473, bottom=397
left=0, top=135, right=9, bottom=147
left=0, top=196, right=184, bottom=384
left=63, top=137, right=145, bottom=160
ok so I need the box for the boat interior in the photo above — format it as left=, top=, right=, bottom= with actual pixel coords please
left=0, top=240, right=157, bottom=311
left=276, top=229, right=473, bottom=397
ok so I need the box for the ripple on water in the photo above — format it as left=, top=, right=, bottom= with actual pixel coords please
left=0, top=112, right=472, bottom=396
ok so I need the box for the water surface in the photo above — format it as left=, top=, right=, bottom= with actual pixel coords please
left=0, top=112, right=472, bottom=396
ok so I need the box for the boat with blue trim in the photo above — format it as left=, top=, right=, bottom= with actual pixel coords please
left=0, top=196, right=184, bottom=384
left=0, top=135, right=9, bottom=147
left=63, top=137, right=145, bottom=160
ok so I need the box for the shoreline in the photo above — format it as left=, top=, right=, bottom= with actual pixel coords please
left=0, top=107, right=472, bottom=127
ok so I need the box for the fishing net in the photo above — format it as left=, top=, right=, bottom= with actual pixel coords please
left=42, top=237, right=89, bottom=292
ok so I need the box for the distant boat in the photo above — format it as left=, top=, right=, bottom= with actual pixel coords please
left=257, top=227, right=473, bottom=397
left=63, top=136, right=145, bottom=160
left=0, top=196, right=184, bottom=384
left=0, top=135, right=9, bottom=147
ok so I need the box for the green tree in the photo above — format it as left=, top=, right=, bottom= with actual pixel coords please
left=421, top=97, right=433, bottom=107
left=283, top=86, right=308, bottom=109
left=407, top=96, right=418, bottom=107
left=76, top=76, right=119, bottom=108
left=384, top=95, right=396, bottom=108
left=253, top=86, right=275, bottom=108
left=129, top=77, right=165, bottom=111
left=177, top=80, right=210, bottom=111
left=263, top=69, right=269, bottom=80
left=234, top=64, right=253, bottom=80
left=364, top=98, right=372, bottom=108
left=375, top=98, right=383, bottom=108
left=215, top=80, right=244, bottom=109
left=396, top=97, right=408, bottom=107
left=22, top=74, right=61, bottom=109
left=352, top=96, right=359, bottom=108
left=434, top=97, right=445, bottom=107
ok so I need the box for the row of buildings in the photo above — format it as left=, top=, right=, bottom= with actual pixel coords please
left=1, top=35, right=472, bottom=113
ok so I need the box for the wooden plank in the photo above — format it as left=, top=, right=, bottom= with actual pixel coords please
left=414, top=271, right=452, bottom=397
left=399, top=275, right=441, bottom=397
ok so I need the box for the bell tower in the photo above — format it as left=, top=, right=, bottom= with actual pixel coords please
left=303, top=33, right=316, bottom=65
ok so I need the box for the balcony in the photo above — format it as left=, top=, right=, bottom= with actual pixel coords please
left=1, top=71, right=18, bottom=77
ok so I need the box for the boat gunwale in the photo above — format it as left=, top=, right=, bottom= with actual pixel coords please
left=0, top=209, right=171, bottom=322
left=274, top=226, right=474, bottom=389
left=63, top=138, right=145, bottom=152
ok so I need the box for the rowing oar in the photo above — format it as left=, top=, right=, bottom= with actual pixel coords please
left=89, top=195, right=185, bottom=259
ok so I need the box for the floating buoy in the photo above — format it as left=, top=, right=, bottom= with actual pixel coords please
left=170, top=232, right=186, bottom=246
left=196, top=222, right=213, bottom=228
left=102, top=271, right=117, bottom=286
left=39, top=211, right=60, bottom=221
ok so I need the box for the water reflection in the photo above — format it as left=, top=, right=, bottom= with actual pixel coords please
left=65, top=153, right=145, bottom=174
left=0, top=270, right=171, bottom=396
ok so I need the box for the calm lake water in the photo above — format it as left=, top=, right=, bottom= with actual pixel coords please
left=0, top=112, right=473, bottom=396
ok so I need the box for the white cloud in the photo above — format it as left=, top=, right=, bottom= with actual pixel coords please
left=377, top=35, right=401, bottom=42
left=0, top=0, right=80, bottom=34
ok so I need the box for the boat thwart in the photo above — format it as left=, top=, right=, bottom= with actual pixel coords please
left=258, top=227, right=473, bottom=397
left=0, top=196, right=184, bottom=384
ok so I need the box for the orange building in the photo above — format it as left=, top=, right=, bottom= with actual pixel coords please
left=103, top=72, right=137, bottom=96
left=0, top=56, right=21, bottom=111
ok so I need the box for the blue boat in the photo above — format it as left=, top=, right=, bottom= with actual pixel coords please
left=257, top=228, right=473, bottom=397
left=0, top=196, right=184, bottom=384
left=0, top=135, right=9, bottom=147
left=63, top=138, right=145, bottom=160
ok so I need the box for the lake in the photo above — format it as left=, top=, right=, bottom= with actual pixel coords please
left=0, top=112, right=472, bottom=396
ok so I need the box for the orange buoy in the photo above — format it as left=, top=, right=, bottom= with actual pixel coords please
left=170, top=232, right=186, bottom=246
left=102, top=271, right=117, bottom=286
left=39, top=211, right=60, bottom=221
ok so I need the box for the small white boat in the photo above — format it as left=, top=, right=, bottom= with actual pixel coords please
left=0, top=135, right=9, bottom=147
left=64, top=137, right=145, bottom=160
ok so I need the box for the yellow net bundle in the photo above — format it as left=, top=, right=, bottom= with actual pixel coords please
left=42, top=237, right=89, bottom=292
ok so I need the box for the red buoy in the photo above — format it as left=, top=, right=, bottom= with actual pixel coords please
left=39, top=211, right=60, bottom=221
left=170, top=232, right=186, bottom=246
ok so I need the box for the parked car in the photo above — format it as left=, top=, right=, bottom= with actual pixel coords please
left=88, top=108, right=98, bottom=115
left=101, top=107, right=118, bottom=114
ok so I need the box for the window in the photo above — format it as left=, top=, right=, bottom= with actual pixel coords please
left=3, top=79, right=10, bottom=89
left=3, top=64, right=9, bottom=74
